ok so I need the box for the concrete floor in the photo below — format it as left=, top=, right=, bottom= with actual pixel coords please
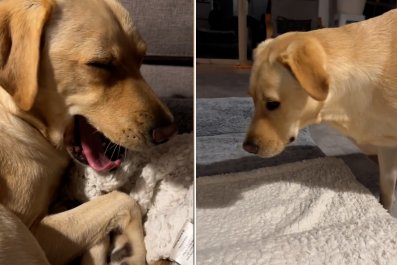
left=197, top=63, right=397, bottom=216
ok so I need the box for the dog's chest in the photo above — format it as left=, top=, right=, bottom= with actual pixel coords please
left=1, top=155, right=69, bottom=227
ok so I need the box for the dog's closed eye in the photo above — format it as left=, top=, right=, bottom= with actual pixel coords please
left=86, top=61, right=115, bottom=71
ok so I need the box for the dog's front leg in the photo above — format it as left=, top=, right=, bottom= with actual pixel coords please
left=377, top=147, right=397, bottom=210
left=32, top=191, right=146, bottom=265
left=81, top=236, right=110, bottom=265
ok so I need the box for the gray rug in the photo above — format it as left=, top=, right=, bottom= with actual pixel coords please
left=196, top=97, right=381, bottom=202
left=196, top=97, right=325, bottom=176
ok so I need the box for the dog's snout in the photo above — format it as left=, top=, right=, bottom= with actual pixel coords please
left=152, top=122, right=178, bottom=144
left=243, top=140, right=259, bottom=154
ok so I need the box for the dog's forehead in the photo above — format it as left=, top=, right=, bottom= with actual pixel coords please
left=49, top=0, right=144, bottom=58
left=250, top=49, right=284, bottom=100
left=250, top=34, right=300, bottom=97
left=103, top=0, right=137, bottom=37
left=250, top=51, right=272, bottom=96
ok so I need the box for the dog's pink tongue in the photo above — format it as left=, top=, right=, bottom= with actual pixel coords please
left=78, top=117, right=121, bottom=172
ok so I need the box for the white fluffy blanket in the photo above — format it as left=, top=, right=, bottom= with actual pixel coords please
left=197, top=158, right=397, bottom=265
left=64, top=134, right=193, bottom=263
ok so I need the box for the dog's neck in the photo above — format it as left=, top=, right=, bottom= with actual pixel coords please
left=0, top=86, right=71, bottom=149
left=319, top=75, right=373, bottom=137
left=315, top=55, right=397, bottom=146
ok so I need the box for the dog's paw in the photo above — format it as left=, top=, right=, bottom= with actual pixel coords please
left=109, top=230, right=146, bottom=265
left=380, top=194, right=396, bottom=211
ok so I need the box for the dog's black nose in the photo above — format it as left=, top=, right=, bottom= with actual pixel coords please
left=152, top=123, right=178, bottom=144
left=243, top=141, right=259, bottom=154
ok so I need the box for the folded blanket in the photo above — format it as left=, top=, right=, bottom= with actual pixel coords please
left=197, top=158, right=397, bottom=265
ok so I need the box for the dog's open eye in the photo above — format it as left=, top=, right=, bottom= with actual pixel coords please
left=265, top=100, right=281, bottom=111
left=86, top=61, right=114, bottom=71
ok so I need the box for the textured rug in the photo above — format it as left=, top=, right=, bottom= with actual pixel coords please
left=197, top=157, right=397, bottom=265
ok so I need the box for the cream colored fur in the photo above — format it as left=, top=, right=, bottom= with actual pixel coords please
left=245, top=10, right=397, bottom=211
left=0, top=0, right=174, bottom=264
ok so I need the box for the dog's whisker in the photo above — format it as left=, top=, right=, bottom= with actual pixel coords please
left=104, top=141, right=113, bottom=155
left=117, top=145, right=122, bottom=158
left=110, top=143, right=118, bottom=161
left=114, top=144, right=121, bottom=160
left=122, top=147, right=129, bottom=163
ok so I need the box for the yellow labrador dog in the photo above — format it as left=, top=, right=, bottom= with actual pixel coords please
left=244, top=10, right=397, bottom=211
left=0, top=0, right=176, bottom=264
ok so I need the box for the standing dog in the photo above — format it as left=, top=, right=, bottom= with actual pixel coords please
left=244, top=10, right=397, bottom=211
left=0, top=0, right=176, bottom=264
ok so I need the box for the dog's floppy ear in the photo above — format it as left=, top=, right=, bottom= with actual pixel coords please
left=279, top=38, right=329, bottom=101
left=0, top=0, right=53, bottom=111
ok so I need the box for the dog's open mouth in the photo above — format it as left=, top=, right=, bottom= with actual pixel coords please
left=68, top=116, right=125, bottom=172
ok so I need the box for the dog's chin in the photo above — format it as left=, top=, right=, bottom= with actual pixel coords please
left=256, top=146, right=285, bottom=158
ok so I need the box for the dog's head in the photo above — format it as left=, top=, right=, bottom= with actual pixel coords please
left=244, top=33, right=329, bottom=157
left=0, top=0, right=176, bottom=172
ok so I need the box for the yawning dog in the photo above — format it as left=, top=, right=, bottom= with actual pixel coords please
left=0, top=0, right=176, bottom=264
